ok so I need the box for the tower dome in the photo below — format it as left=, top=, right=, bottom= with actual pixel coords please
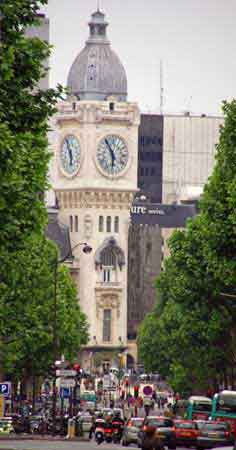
left=67, top=10, right=127, bottom=101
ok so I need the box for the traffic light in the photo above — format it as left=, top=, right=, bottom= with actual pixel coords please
left=134, top=385, right=139, bottom=399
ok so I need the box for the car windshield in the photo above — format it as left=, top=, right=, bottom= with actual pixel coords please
left=175, top=422, right=196, bottom=429
left=203, top=423, right=228, bottom=431
left=131, top=419, right=144, bottom=427
left=216, top=394, right=236, bottom=413
left=193, top=402, right=212, bottom=412
left=147, top=419, right=173, bottom=427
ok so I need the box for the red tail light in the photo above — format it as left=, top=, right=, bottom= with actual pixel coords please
left=143, top=425, right=148, bottom=432
left=127, top=421, right=132, bottom=428
left=225, top=431, right=230, bottom=438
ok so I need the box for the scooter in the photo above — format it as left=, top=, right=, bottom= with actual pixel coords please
left=104, top=425, right=113, bottom=443
left=95, top=428, right=104, bottom=445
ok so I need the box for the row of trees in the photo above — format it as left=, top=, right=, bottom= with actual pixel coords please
left=0, top=0, right=88, bottom=389
left=138, top=100, right=236, bottom=395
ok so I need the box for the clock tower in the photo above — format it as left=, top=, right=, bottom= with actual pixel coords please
left=51, top=9, right=140, bottom=369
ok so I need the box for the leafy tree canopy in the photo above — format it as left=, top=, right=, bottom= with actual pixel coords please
left=138, top=100, right=236, bottom=394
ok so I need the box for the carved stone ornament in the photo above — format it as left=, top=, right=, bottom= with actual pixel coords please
left=84, top=214, right=93, bottom=238
left=96, top=292, right=121, bottom=318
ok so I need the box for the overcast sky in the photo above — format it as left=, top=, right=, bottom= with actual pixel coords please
left=42, top=0, right=236, bottom=115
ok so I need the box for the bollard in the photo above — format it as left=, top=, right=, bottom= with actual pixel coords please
left=66, top=418, right=75, bottom=439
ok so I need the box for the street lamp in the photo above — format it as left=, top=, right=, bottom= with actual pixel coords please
left=51, top=241, right=92, bottom=435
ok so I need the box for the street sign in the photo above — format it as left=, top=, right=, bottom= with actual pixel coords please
left=143, top=385, right=153, bottom=395
left=60, top=387, right=70, bottom=399
left=0, top=382, right=11, bottom=396
left=60, top=378, right=75, bottom=388
left=56, top=369, right=76, bottom=377
left=103, top=374, right=112, bottom=389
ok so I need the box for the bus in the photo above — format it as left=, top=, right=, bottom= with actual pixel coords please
left=211, top=390, right=236, bottom=436
left=186, top=396, right=212, bottom=420
left=80, top=390, right=96, bottom=410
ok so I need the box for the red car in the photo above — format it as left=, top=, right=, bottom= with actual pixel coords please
left=174, top=420, right=199, bottom=447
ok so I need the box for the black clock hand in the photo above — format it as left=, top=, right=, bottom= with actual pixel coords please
left=66, top=139, right=73, bottom=166
left=105, top=139, right=115, bottom=167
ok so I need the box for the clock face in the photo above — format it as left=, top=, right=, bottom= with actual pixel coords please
left=60, top=135, right=81, bottom=175
left=97, top=135, right=129, bottom=176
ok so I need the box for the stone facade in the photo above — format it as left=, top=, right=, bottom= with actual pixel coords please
left=50, top=99, right=140, bottom=367
left=25, top=14, right=50, bottom=91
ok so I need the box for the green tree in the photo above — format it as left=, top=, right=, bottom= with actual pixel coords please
left=2, top=235, right=88, bottom=382
left=138, top=100, right=236, bottom=393
left=0, top=0, right=62, bottom=253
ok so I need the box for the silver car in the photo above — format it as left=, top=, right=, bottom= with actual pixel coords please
left=122, top=417, right=144, bottom=446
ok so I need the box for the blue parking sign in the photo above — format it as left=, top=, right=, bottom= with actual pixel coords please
left=0, top=383, right=11, bottom=396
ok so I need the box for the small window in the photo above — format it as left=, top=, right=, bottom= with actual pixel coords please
left=114, top=216, right=119, bottom=233
left=75, top=215, right=78, bottom=232
left=145, top=167, right=149, bottom=176
left=69, top=215, right=73, bottom=232
left=72, top=102, right=76, bottom=111
left=106, top=216, right=111, bottom=232
left=99, top=216, right=104, bottom=232
left=109, top=102, right=115, bottom=112
left=103, top=309, right=111, bottom=342
left=151, top=168, right=156, bottom=176
left=140, top=168, right=144, bottom=176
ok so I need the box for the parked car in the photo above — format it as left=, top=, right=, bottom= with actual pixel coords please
left=138, top=416, right=176, bottom=449
left=175, top=419, right=198, bottom=447
left=0, top=417, right=15, bottom=434
left=196, top=420, right=234, bottom=449
left=122, top=417, right=144, bottom=446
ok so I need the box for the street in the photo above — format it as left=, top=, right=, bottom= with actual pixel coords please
left=0, top=442, right=232, bottom=450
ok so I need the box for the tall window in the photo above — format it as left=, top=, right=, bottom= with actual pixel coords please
left=106, top=216, right=111, bottom=232
left=69, top=215, right=73, bottom=232
left=103, top=268, right=111, bottom=283
left=99, top=216, right=104, bottom=232
left=103, top=309, right=111, bottom=342
left=75, top=215, right=78, bottom=232
left=114, top=216, right=119, bottom=233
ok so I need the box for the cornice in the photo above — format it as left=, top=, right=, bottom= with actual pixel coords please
left=56, top=190, right=134, bottom=210
left=55, top=101, right=140, bottom=127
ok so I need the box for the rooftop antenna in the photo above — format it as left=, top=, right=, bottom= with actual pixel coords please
left=160, top=60, right=164, bottom=115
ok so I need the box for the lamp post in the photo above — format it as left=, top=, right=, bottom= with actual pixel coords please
left=51, top=242, right=92, bottom=435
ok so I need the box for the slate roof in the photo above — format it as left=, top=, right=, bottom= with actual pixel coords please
left=67, top=10, right=127, bottom=101
left=45, top=208, right=72, bottom=260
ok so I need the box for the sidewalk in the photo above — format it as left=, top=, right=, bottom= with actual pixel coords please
left=0, top=434, right=89, bottom=441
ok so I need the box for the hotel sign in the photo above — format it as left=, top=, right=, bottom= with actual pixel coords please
left=130, top=203, right=197, bottom=228
left=131, top=205, right=165, bottom=216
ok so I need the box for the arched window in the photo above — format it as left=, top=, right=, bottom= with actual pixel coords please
left=99, top=216, right=104, bottom=232
left=114, top=216, right=119, bottom=233
left=106, top=216, right=111, bottom=232
left=101, top=247, right=117, bottom=267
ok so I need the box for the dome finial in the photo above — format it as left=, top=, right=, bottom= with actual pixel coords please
left=97, top=0, right=100, bottom=11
